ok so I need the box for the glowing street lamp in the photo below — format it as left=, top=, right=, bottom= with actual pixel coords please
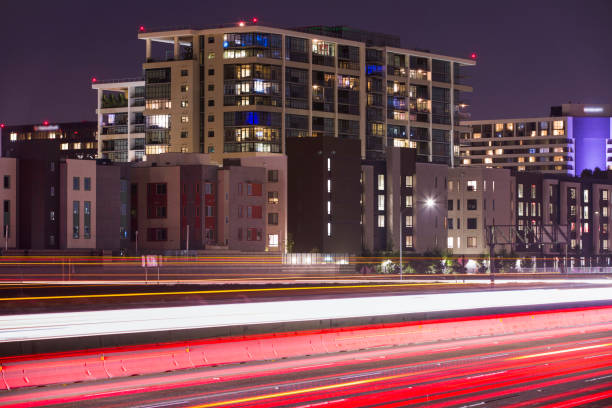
left=425, top=197, right=435, bottom=208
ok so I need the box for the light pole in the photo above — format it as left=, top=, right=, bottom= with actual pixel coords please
left=135, top=230, right=139, bottom=255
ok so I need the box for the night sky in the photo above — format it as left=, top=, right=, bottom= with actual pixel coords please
left=1, top=0, right=610, bottom=125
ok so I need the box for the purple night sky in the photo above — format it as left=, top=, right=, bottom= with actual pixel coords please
left=0, top=0, right=610, bottom=125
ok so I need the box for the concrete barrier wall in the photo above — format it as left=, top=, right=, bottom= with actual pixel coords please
left=2, top=305, right=611, bottom=390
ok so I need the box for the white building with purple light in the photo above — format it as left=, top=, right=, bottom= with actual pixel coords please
left=459, top=104, right=612, bottom=176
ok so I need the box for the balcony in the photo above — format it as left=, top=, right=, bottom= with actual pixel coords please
left=133, top=124, right=146, bottom=133
left=101, top=125, right=128, bottom=135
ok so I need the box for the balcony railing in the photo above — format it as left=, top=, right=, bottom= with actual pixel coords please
left=102, top=125, right=128, bottom=135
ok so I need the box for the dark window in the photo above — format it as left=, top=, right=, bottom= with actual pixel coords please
left=181, top=69, right=188, bottom=76
left=208, top=84, right=214, bottom=91
left=467, top=218, right=477, bottom=229
left=84, top=201, right=91, bottom=239
left=457, top=199, right=461, bottom=210
left=208, top=130, right=214, bottom=137
left=208, top=68, right=214, bottom=75
left=3, top=200, right=9, bottom=238
left=181, top=131, right=188, bottom=138
left=208, top=36, right=214, bottom=43
left=447, top=218, right=453, bottom=230
left=268, top=212, right=279, bottom=225
left=73, top=177, right=80, bottom=190
left=208, top=115, right=214, bottom=122
left=73, top=201, right=80, bottom=238
left=84, top=177, right=91, bottom=191
left=268, top=170, right=279, bottom=182
left=467, top=199, right=477, bottom=210
left=208, top=100, right=215, bottom=106
left=447, top=200, right=453, bottom=211
left=147, top=228, right=168, bottom=241
left=3, top=176, right=9, bottom=189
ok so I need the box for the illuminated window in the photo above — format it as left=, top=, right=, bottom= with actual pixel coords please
left=48, top=132, right=56, bottom=139
left=327, top=201, right=331, bottom=214
left=405, top=195, right=413, bottom=208
left=473, top=133, right=481, bottom=139
left=327, top=222, right=331, bottom=236
left=495, top=123, right=503, bottom=132
left=603, top=206, right=608, bottom=217
left=506, top=123, right=514, bottom=131
left=60, top=143, right=69, bottom=150
left=406, top=215, right=413, bottom=227
left=377, top=215, right=385, bottom=228
left=180, top=101, right=188, bottom=108
left=180, top=85, right=189, bottom=92
left=553, top=120, right=564, bottom=130
left=181, top=116, right=189, bottom=123
left=531, top=184, right=536, bottom=199
left=378, top=194, right=385, bottom=211
left=378, top=174, right=385, bottom=191
left=584, top=206, right=589, bottom=220
left=603, top=190, right=609, bottom=201
left=268, top=234, right=279, bottom=247
left=405, top=175, right=413, bottom=187
left=447, top=237, right=453, bottom=249
left=327, top=179, right=331, bottom=193
left=208, top=52, right=215, bottom=59
left=484, top=158, right=493, bottom=164
left=467, top=237, right=477, bottom=248
left=312, top=40, right=335, bottom=56
left=9, top=132, right=17, bottom=141
left=583, top=189, right=589, bottom=203
left=467, top=180, right=477, bottom=191
left=405, top=235, right=413, bottom=248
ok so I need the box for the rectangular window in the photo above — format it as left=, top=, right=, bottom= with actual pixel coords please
left=447, top=200, right=453, bottom=211
left=73, top=177, right=80, bottom=190
left=268, top=212, right=279, bottom=225
left=603, top=207, right=609, bottom=217
left=378, top=194, right=385, bottom=211
left=447, top=218, right=453, bottom=229
left=467, top=199, right=477, bottom=210
left=405, top=235, right=413, bottom=248
left=583, top=189, right=589, bottom=203
left=406, top=215, right=413, bottom=227
left=181, top=69, right=188, bottom=76
left=208, top=100, right=215, bottom=107
left=447, top=236, right=453, bottom=249
left=518, top=184, right=523, bottom=198
left=327, top=222, right=331, bottom=236
left=84, top=201, right=91, bottom=239
left=602, top=190, right=609, bottom=201
left=405, top=175, right=413, bottom=188
left=268, top=170, right=279, bottom=182
left=208, top=68, right=215, bottom=75
left=268, top=191, right=279, bottom=204
left=181, top=85, right=189, bottom=92
left=467, top=180, right=477, bottom=191
left=518, top=202, right=524, bottom=217
left=147, top=228, right=168, bottom=241
left=467, top=218, right=477, bottom=229
left=50, top=210, right=55, bottom=221
left=377, top=174, right=385, bottom=191
left=3, top=176, right=9, bottom=189
left=181, top=115, right=189, bottom=123
left=584, top=206, right=589, bottom=220
left=73, top=201, right=79, bottom=239
left=268, top=234, right=279, bottom=247
left=247, top=183, right=262, bottom=196
left=3, top=200, right=9, bottom=238
left=377, top=215, right=385, bottom=228
left=531, top=184, right=536, bottom=199
left=406, top=195, right=413, bottom=208
left=84, top=177, right=91, bottom=191
left=467, top=237, right=477, bottom=248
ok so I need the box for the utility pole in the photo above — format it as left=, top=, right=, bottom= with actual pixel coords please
left=135, top=230, right=139, bottom=254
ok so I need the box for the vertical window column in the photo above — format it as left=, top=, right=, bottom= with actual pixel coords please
left=73, top=201, right=80, bottom=239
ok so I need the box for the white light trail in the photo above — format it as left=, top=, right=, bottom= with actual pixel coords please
left=0, top=288, right=610, bottom=343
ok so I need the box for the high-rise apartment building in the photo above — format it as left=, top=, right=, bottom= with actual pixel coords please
left=92, top=79, right=146, bottom=162
left=135, top=23, right=474, bottom=165
left=460, top=104, right=612, bottom=176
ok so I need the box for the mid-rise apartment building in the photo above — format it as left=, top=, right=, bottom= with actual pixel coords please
left=446, top=167, right=514, bottom=256
left=513, top=171, right=612, bottom=267
left=92, top=79, right=146, bottom=162
left=460, top=104, right=612, bottom=176
left=0, top=158, right=18, bottom=249
left=132, top=23, right=474, bottom=166
left=130, top=153, right=287, bottom=252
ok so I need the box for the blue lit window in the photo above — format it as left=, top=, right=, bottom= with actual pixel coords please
left=223, top=41, right=229, bottom=48
left=529, top=148, right=536, bottom=154
left=366, top=65, right=383, bottom=75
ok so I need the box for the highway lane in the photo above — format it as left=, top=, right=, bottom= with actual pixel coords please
left=2, top=319, right=611, bottom=407
left=2, top=287, right=612, bottom=344
left=1, top=279, right=610, bottom=315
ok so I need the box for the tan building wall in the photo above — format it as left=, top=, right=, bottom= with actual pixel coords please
left=0, top=158, right=18, bottom=249
left=130, top=165, right=182, bottom=250
left=447, top=167, right=513, bottom=256
left=61, top=160, right=97, bottom=249
left=413, top=163, right=448, bottom=253
left=241, top=155, right=287, bottom=252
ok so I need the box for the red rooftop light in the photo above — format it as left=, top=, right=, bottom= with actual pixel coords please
left=139, top=25, right=145, bottom=32
left=43, top=120, right=49, bottom=126
left=238, top=21, right=246, bottom=27
left=251, top=17, right=258, bottom=23
left=470, top=52, right=478, bottom=60
left=0, top=124, right=4, bottom=129
left=91, top=77, right=97, bottom=83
